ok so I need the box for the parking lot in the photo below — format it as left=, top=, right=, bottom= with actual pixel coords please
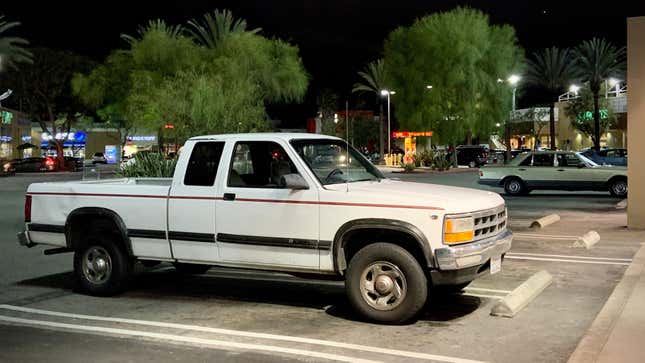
left=1, top=170, right=643, bottom=363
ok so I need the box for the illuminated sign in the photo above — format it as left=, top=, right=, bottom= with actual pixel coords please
left=392, top=131, right=433, bottom=138
left=164, top=124, right=174, bottom=129
left=104, top=145, right=118, bottom=164
left=577, top=109, right=609, bottom=124
left=0, top=136, right=12, bottom=142
left=127, top=135, right=156, bottom=142
left=1, top=111, right=12, bottom=124
left=41, top=131, right=87, bottom=142
left=21, top=136, right=32, bottom=142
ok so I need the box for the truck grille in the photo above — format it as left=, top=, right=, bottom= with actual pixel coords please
left=472, top=205, right=507, bottom=242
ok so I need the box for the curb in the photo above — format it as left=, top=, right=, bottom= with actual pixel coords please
left=530, top=214, right=561, bottom=229
left=568, top=243, right=645, bottom=363
left=490, top=270, right=553, bottom=318
left=572, top=231, right=601, bottom=249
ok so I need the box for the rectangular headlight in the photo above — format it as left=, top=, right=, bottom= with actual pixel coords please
left=444, top=216, right=474, bottom=244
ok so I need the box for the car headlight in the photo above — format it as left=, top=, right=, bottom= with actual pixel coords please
left=444, top=216, right=475, bottom=244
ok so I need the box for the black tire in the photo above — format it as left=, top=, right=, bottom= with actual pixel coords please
left=345, top=243, right=427, bottom=324
left=504, top=177, right=525, bottom=196
left=173, top=263, right=211, bottom=275
left=436, top=281, right=471, bottom=293
left=73, top=235, right=132, bottom=296
left=609, top=178, right=627, bottom=198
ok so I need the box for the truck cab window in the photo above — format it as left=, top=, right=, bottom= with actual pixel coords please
left=184, top=142, right=225, bottom=186
left=228, top=141, right=299, bottom=188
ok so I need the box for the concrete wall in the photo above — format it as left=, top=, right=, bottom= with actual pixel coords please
left=628, top=17, right=645, bottom=229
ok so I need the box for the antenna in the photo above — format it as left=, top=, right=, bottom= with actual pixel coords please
left=346, top=100, right=350, bottom=193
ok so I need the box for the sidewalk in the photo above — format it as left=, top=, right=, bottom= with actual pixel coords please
left=569, top=241, right=645, bottom=363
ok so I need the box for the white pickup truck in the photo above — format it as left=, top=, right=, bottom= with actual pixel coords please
left=18, top=133, right=512, bottom=323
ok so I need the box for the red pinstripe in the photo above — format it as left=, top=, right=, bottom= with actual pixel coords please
left=26, top=192, right=444, bottom=210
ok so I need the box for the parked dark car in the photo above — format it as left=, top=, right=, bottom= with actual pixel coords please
left=580, top=148, right=627, bottom=166
left=455, top=145, right=489, bottom=167
left=3, top=157, right=55, bottom=172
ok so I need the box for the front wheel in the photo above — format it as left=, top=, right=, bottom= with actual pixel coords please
left=73, top=236, right=132, bottom=296
left=504, top=177, right=526, bottom=196
left=345, top=243, right=427, bottom=324
left=609, top=178, right=627, bottom=198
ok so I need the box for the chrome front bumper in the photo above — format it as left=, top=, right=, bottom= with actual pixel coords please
left=434, top=229, right=513, bottom=270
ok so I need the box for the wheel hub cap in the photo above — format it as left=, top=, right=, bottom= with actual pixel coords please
left=375, top=275, right=394, bottom=294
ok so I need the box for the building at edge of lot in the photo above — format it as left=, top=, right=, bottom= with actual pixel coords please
left=0, top=107, right=32, bottom=160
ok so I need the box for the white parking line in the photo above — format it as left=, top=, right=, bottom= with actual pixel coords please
left=0, top=315, right=377, bottom=363
left=464, top=287, right=512, bottom=294
left=505, top=256, right=630, bottom=266
left=0, top=305, right=486, bottom=363
left=508, top=252, right=632, bottom=262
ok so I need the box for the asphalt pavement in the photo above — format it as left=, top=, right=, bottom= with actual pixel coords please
left=1, top=170, right=643, bottom=363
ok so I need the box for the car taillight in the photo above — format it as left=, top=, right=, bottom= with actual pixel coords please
left=25, top=195, right=32, bottom=222
left=479, top=171, right=483, bottom=177
left=45, top=158, right=55, bottom=166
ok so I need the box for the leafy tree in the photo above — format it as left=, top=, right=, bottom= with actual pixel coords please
left=74, top=12, right=308, bottom=147
left=352, top=59, right=387, bottom=158
left=384, top=7, right=524, bottom=165
left=187, top=9, right=261, bottom=49
left=564, top=86, right=615, bottom=146
left=0, top=15, right=32, bottom=71
left=3, top=48, right=93, bottom=169
left=526, top=47, right=577, bottom=149
left=573, top=38, right=625, bottom=151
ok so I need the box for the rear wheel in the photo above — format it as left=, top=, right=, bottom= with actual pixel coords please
left=504, top=177, right=525, bottom=196
left=345, top=243, right=427, bottom=324
left=173, top=263, right=211, bottom=275
left=73, top=235, right=132, bottom=296
left=609, top=178, right=627, bottom=198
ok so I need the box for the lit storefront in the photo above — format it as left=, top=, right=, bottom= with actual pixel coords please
left=0, top=108, right=32, bottom=160
left=123, top=135, right=157, bottom=157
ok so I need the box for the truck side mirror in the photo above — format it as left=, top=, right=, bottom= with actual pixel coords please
left=281, top=174, right=309, bottom=190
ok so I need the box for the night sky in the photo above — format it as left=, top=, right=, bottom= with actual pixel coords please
left=3, top=1, right=645, bottom=125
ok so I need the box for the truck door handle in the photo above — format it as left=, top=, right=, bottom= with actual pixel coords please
left=223, top=193, right=236, bottom=201
left=557, top=169, right=565, bottom=172
left=518, top=168, right=526, bottom=171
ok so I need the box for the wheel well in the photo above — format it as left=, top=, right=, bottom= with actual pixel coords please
left=501, top=175, right=523, bottom=186
left=338, top=228, right=429, bottom=275
left=607, top=175, right=627, bottom=187
left=66, top=209, right=131, bottom=255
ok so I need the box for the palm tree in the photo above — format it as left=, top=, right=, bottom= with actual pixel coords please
left=121, top=19, right=184, bottom=45
left=526, top=47, right=576, bottom=149
left=0, top=15, right=33, bottom=71
left=187, top=9, right=261, bottom=49
left=574, top=38, right=626, bottom=151
left=352, top=59, right=387, bottom=160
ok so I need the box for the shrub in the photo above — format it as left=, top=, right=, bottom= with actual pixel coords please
left=432, top=152, right=452, bottom=171
left=118, top=152, right=177, bottom=178
left=400, top=161, right=416, bottom=172
left=418, top=149, right=434, bottom=167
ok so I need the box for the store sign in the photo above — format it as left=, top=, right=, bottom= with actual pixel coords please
left=127, top=135, right=156, bottom=142
left=21, top=136, right=32, bottom=142
left=41, top=131, right=87, bottom=142
left=392, top=131, right=433, bottom=138
left=0, top=111, right=12, bottom=124
left=105, top=145, right=118, bottom=164
left=0, top=136, right=12, bottom=142
left=577, top=109, right=609, bottom=124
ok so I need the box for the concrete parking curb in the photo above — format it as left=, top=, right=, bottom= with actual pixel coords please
left=490, top=270, right=553, bottom=318
left=568, top=243, right=645, bottom=363
left=573, top=231, right=601, bottom=249
left=530, top=214, right=560, bottom=229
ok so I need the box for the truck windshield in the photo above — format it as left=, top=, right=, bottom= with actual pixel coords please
left=290, top=139, right=385, bottom=185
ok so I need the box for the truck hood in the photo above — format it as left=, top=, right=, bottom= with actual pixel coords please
left=324, top=179, right=504, bottom=214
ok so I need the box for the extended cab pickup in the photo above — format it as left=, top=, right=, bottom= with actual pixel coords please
left=18, top=133, right=512, bottom=323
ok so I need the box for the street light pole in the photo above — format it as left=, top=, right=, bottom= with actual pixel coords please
left=381, top=89, right=395, bottom=155
left=506, top=75, right=520, bottom=161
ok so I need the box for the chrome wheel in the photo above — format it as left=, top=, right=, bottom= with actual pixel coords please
left=360, top=261, right=407, bottom=311
left=82, top=246, right=113, bottom=284
left=612, top=180, right=627, bottom=196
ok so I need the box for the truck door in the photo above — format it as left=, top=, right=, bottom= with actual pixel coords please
left=216, top=139, right=320, bottom=269
left=168, top=141, right=225, bottom=263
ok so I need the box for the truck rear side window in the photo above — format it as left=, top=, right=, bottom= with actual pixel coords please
left=184, top=142, right=225, bottom=186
